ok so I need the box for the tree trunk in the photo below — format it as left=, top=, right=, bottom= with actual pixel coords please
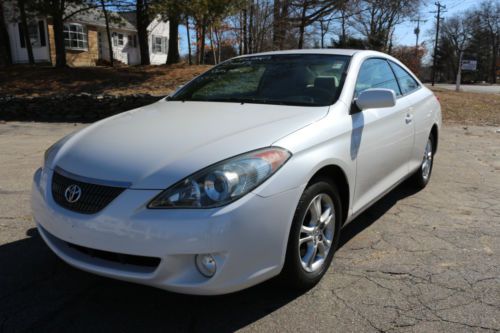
left=238, top=12, right=243, bottom=55
left=272, top=0, right=280, bottom=48
left=277, top=0, right=289, bottom=50
left=209, top=25, right=216, bottom=64
left=19, top=0, right=35, bottom=64
left=297, top=2, right=307, bottom=49
left=214, top=27, right=221, bottom=63
left=101, top=0, right=114, bottom=67
left=320, top=21, right=324, bottom=48
left=136, top=0, right=150, bottom=65
left=248, top=0, right=253, bottom=53
left=340, top=10, right=346, bottom=47
left=491, top=34, right=498, bottom=84
left=455, top=49, right=463, bottom=92
left=185, top=17, right=192, bottom=65
left=199, top=20, right=206, bottom=64
left=242, top=8, right=248, bottom=54
left=0, top=3, right=12, bottom=66
left=52, top=13, right=66, bottom=67
left=166, top=15, right=179, bottom=64
left=195, top=24, right=200, bottom=64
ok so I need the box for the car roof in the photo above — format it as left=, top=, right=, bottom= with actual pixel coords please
left=235, top=49, right=368, bottom=58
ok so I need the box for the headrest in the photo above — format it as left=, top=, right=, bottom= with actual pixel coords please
left=314, top=77, right=338, bottom=91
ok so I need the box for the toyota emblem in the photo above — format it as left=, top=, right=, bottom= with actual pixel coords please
left=64, top=184, right=82, bottom=203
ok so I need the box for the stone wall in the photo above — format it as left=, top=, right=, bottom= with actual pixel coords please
left=0, top=93, right=162, bottom=122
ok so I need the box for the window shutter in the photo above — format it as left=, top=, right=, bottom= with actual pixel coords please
left=38, top=21, right=46, bottom=47
left=18, top=23, right=26, bottom=48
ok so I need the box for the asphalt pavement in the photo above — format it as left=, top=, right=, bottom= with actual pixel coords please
left=0, top=122, right=499, bottom=332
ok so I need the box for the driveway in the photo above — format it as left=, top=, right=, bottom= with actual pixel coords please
left=430, top=84, right=500, bottom=94
left=0, top=122, right=499, bottom=332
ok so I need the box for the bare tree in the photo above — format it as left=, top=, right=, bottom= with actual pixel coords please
left=478, top=1, right=500, bottom=83
left=353, top=0, right=419, bottom=51
left=442, top=15, right=473, bottom=91
left=291, top=0, right=344, bottom=49
left=272, top=0, right=290, bottom=50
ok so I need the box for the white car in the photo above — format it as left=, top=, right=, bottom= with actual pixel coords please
left=32, top=49, right=441, bottom=295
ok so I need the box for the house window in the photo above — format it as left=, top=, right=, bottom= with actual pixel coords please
left=63, top=23, right=88, bottom=50
left=18, top=21, right=46, bottom=48
left=112, top=32, right=124, bottom=47
left=152, top=35, right=167, bottom=54
left=27, top=24, right=40, bottom=46
left=128, top=34, right=137, bottom=47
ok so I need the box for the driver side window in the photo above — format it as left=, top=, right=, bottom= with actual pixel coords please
left=355, top=58, right=401, bottom=97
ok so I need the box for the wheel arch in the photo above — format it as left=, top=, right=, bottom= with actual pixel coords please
left=307, top=165, right=350, bottom=226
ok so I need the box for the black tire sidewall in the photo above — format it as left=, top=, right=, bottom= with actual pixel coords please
left=282, top=179, right=342, bottom=288
left=415, top=134, right=435, bottom=188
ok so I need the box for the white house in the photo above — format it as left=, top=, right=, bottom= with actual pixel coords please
left=2, top=1, right=170, bottom=66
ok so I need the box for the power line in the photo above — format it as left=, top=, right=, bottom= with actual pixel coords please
left=430, top=1, right=447, bottom=86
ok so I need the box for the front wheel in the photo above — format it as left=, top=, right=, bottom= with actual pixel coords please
left=280, top=179, right=342, bottom=290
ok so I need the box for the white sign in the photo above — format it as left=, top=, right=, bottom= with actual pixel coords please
left=461, top=60, right=477, bottom=71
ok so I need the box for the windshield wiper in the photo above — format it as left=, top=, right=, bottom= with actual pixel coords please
left=185, top=97, right=318, bottom=106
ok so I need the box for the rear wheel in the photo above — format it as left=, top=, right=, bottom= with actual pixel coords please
left=410, top=134, right=435, bottom=189
left=280, top=179, right=342, bottom=290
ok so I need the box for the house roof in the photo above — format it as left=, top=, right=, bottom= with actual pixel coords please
left=117, top=12, right=137, bottom=28
left=67, top=6, right=138, bottom=32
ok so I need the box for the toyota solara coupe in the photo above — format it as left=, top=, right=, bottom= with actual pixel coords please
left=32, top=49, right=441, bottom=295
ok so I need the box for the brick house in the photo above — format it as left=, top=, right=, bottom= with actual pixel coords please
left=2, top=1, right=170, bottom=66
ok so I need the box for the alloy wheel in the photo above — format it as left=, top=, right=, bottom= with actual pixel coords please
left=422, top=139, right=433, bottom=181
left=298, top=193, right=335, bottom=273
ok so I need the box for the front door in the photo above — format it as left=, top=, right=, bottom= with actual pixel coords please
left=351, top=58, right=415, bottom=214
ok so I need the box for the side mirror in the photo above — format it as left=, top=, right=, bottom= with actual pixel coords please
left=354, top=89, right=396, bottom=111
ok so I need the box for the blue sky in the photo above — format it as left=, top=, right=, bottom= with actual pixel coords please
left=176, top=0, right=480, bottom=56
left=393, top=0, right=480, bottom=47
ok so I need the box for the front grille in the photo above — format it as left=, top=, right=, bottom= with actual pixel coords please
left=51, top=169, right=126, bottom=214
left=67, top=242, right=161, bottom=268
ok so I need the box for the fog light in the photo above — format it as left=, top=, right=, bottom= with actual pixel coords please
left=195, top=254, right=217, bottom=278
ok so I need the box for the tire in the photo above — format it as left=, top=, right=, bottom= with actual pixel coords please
left=280, top=178, right=342, bottom=290
left=409, top=133, right=435, bottom=189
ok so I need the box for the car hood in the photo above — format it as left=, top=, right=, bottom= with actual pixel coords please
left=52, top=100, right=329, bottom=189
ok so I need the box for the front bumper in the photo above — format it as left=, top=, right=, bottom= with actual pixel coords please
left=32, top=168, right=304, bottom=295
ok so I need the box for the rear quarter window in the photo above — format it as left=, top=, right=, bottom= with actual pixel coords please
left=389, top=61, right=420, bottom=95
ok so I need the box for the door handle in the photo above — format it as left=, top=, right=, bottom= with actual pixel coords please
left=405, top=113, right=413, bottom=124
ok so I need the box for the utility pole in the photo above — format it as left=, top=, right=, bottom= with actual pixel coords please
left=431, top=2, right=446, bottom=86
left=411, top=17, right=427, bottom=55
left=411, top=16, right=427, bottom=76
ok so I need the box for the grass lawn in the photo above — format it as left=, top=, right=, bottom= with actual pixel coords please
left=431, top=88, right=500, bottom=126
left=1, top=64, right=498, bottom=126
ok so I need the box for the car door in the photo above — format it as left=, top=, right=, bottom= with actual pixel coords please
left=351, top=58, right=415, bottom=214
left=388, top=60, right=429, bottom=172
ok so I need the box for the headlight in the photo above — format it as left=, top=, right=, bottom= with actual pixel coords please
left=148, top=147, right=291, bottom=208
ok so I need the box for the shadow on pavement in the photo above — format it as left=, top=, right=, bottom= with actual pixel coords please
left=0, top=182, right=418, bottom=332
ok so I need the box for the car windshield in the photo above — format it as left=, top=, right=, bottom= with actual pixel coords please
left=171, top=54, right=351, bottom=107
